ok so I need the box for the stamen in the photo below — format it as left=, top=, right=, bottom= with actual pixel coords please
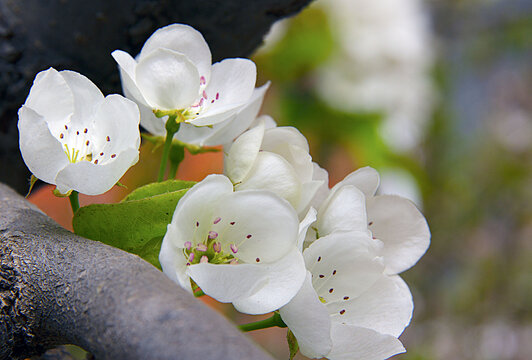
left=200, top=256, right=209, bottom=264
left=94, top=159, right=98, bottom=164
left=100, top=152, right=104, bottom=156
left=203, top=90, right=207, bottom=99
left=196, top=244, right=207, bottom=252
left=230, top=244, right=238, bottom=254
left=111, top=154, right=116, bottom=158
left=188, top=253, right=195, bottom=262
left=184, top=241, right=192, bottom=250
left=230, top=222, right=235, bottom=225
left=106, top=136, right=110, bottom=142
left=246, top=234, right=252, bottom=239
left=332, top=270, right=337, bottom=275
left=343, top=296, right=349, bottom=300
left=200, top=76, right=206, bottom=85
left=317, top=256, right=322, bottom=262
left=84, top=128, right=88, bottom=133
left=208, top=231, right=218, bottom=240
left=60, top=133, right=64, bottom=139
left=368, top=221, right=373, bottom=226
left=213, top=217, right=221, bottom=224
left=215, top=92, right=219, bottom=100
left=213, top=242, right=221, bottom=253
left=65, top=125, right=68, bottom=130
left=339, top=309, right=346, bottom=315
left=76, top=131, right=80, bottom=135
left=196, top=221, right=200, bottom=227
left=255, top=258, right=260, bottom=263
left=319, top=274, right=324, bottom=278
left=329, top=288, right=334, bottom=293
left=86, top=140, right=90, bottom=146
left=229, top=259, right=238, bottom=265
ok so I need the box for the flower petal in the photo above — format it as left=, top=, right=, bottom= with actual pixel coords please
left=24, top=68, right=73, bottom=130
left=55, top=147, right=139, bottom=195
left=317, top=185, right=368, bottom=236
left=232, top=248, right=306, bottom=314
left=225, top=121, right=264, bottom=183
left=59, top=70, right=104, bottom=126
left=303, top=232, right=384, bottom=301
left=90, top=94, right=141, bottom=154
left=189, top=58, right=256, bottom=126
left=236, top=152, right=301, bottom=209
left=176, top=82, right=269, bottom=146
left=367, top=195, right=430, bottom=274
left=327, top=323, right=405, bottom=360
left=136, top=48, right=200, bottom=110
left=333, top=166, right=380, bottom=197
left=159, top=234, right=192, bottom=293
left=298, top=207, right=317, bottom=251
left=165, top=174, right=233, bottom=249
left=262, top=126, right=310, bottom=155
left=279, top=272, right=333, bottom=358
left=327, top=275, right=413, bottom=337
left=139, top=24, right=212, bottom=82
left=18, top=106, right=69, bottom=184
left=309, top=163, right=330, bottom=211
left=112, top=50, right=151, bottom=108
left=186, top=262, right=267, bottom=303
left=213, top=190, right=299, bottom=264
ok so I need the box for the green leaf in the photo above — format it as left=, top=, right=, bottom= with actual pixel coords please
left=287, top=329, right=300, bottom=360
left=73, top=180, right=195, bottom=268
left=122, top=179, right=196, bottom=202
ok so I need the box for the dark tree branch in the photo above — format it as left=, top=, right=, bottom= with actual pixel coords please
left=0, top=0, right=312, bottom=194
left=0, top=183, right=275, bottom=360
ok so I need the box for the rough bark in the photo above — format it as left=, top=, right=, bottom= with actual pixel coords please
left=0, top=183, right=275, bottom=360
left=0, top=0, right=312, bottom=194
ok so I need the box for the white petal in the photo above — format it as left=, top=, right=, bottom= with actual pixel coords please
left=236, top=152, right=301, bottom=208
left=137, top=101, right=166, bottom=136
left=18, top=106, right=69, bottom=184
left=176, top=82, right=270, bottom=146
left=327, top=275, right=413, bottom=337
left=367, top=195, right=430, bottom=274
left=112, top=50, right=151, bottom=108
left=262, top=126, right=310, bottom=155
left=90, top=94, right=141, bottom=153
left=333, top=166, right=380, bottom=197
left=327, top=323, right=405, bottom=360
left=279, top=272, right=333, bottom=358
left=139, top=24, right=212, bottom=83
left=232, top=248, right=306, bottom=314
left=296, top=180, right=325, bottom=216
left=24, top=68, right=73, bottom=127
left=309, top=162, right=330, bottom=211
left=318, top=185, right=368, bottom=236
left=59, top=70, right=104, bottom=125
left=298, top=207, right=317, bottom=251
left=225, top=121, right=264, bottom=183
left=165, top=174, right=233, bottom=249
left=303, top=232, right=384, bottom=301
left=55, top=148, right=139, bottom=195
left=189, top=58, right=256, bottom=126
left=187, top=262, right=267, bottom=303
left=213, top=190, right=299, bottom=264
left=136, top=48, right=200, bottom=110
left=159, top=234, right=192, bottom=292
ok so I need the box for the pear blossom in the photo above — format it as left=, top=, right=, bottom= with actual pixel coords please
left=308, top=166, right=430, bottom=275
left=159, top=174, right=306, bottom=314
left=224, top=119, right=324, bottom=217
left=280, top=231, right=413, bottom=360
left=18, top=68, right=140, bottom=195
left=112, top=24, right=257, bottom=139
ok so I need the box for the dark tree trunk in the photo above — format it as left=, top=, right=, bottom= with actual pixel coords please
left=0, top=183, right=274, bottom=360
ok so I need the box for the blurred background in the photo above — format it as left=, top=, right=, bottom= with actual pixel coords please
left=28, top=0, right=532, bottom=359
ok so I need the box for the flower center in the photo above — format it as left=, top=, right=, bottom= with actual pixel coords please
left=183, top=215, right=257, bottom=266
left=181, top=77, right=220, bottom=121
left=57, top=124, right=115, bottom=165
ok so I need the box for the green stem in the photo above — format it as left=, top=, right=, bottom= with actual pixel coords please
left=168, top=161, right=178, bottom=179
left=239, top=312, right=287, bottom=332
left=69, top=191, right=80, bottom=214
left=157, top=115, right=180, bottom=182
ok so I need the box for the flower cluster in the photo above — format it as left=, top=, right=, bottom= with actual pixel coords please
left=19, top=22, right=430, bottom=360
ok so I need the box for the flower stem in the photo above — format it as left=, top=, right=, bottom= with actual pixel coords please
left=69, top=191, right=80, bottom=214
left=157, top=115, right=180, bottom=182
left=239, top=312, right=287, bottom=332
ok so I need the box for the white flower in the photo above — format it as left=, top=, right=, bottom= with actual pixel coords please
left=112, top=24, right=257, bottom=135
left=224, top=120, right=324, bottom=217
left=159, top=174, right=306, bottom=314
left=18, top=68, right=140, bottom=195
left=309, top=166, right=430, bottom=275
left=280, top=231, right=413, bottom=360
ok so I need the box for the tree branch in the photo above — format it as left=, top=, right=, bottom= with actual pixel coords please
left=0, top=183, right=274, bottom=360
